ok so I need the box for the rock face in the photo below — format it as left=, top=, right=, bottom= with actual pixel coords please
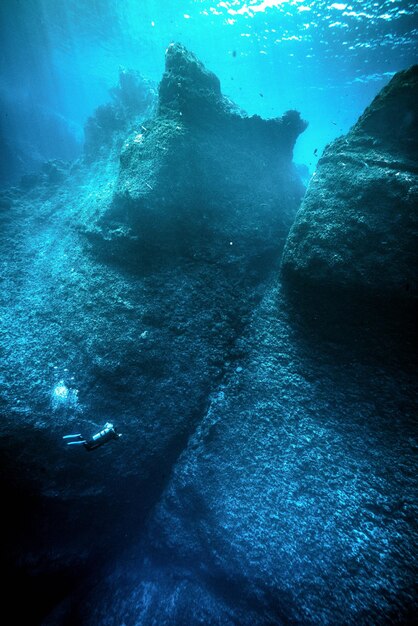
left=2, top=46, right=417, bottom=626
left=67, top=64, right=418, bottom=626
left=0, top=44, right=306, bottom=623
left=78, top=284, right=417, bottom=626
left=281, top=65, right=418, bottom=302
left=86, top=43, right=306, bottom=266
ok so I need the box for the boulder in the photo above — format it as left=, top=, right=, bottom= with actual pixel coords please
left=281, top=65, right=418, bottom=303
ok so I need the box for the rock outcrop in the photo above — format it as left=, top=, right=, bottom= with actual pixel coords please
left=2, top=46, right=416, bottom=626
left=68, top=64, right=418, bottom=626
left=281, top=65, right=418, bottom=303
left=0, top=44, right=306, bottom=623
left=86, top=43, right=306, bottom=266
left=83, top=288, right=417, bottom=626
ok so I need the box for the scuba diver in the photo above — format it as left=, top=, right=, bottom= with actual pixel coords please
left=63, top=422, right=122, bottom=451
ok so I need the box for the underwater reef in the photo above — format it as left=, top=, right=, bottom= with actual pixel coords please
left=0, top=46, right=417, bottom=625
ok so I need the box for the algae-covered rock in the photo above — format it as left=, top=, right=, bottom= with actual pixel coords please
left=6, top=40, right=416, bottom=626
left=73, top=280, right=418, bottom=626
left=158, top=42, right=223, bottom=122
left=0, top=44, right=307, bottom=623
left=87, top=43, right=307, bottom=266
left=281, top=65, right=418, bottom=302
left=65, top=63, right=418, bottom=626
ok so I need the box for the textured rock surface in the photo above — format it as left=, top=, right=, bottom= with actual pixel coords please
left=281, top=65, right=418, bottom=302
left=62, top=65, right=418, bottom=626
left=0, top=44, right=306, bottom=623
left=61, top=285, right=417, bottom=626
left=85, top=43, right=306, bottom=266
left=2, top=50, right=417, bottom=626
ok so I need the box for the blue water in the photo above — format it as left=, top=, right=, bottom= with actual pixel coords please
left=1, top=0, right=417, bottom=181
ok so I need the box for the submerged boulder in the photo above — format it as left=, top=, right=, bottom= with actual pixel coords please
left=281, top=65, right=418, bottom=303
left=86, top=42, right=307, bottom=267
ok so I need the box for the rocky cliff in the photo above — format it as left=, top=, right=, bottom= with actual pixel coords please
left=71, top=63, right=417, bottom=626
left=282, top=65, right=418, bottom=304
left=84, top=43, right=306, bottom=267
left=1, top=48, right=416, bottom=626
left=0, top=44, right=307, bottom=624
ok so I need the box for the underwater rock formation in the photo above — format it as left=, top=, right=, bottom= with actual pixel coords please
left=79, top=283, right=417, bottom=626
left=2, top=44, right=416, bottom=626
left=281, top=65, right=418, bottom=302
left=0, top=44, right=306, bottom=623
left=69, top=64, right=418, bottom=626
left=84, top=68, right=156, bottom=162
left=86, top=42, right=306, bottom=266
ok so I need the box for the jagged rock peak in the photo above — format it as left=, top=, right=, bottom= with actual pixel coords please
left=85, top=42, right=308, bottom=267
left=157, top=42, right=307, bottom=140
left=158, top=43, right=223, bottom=119
left=164, top=43, right=221, bottom=96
